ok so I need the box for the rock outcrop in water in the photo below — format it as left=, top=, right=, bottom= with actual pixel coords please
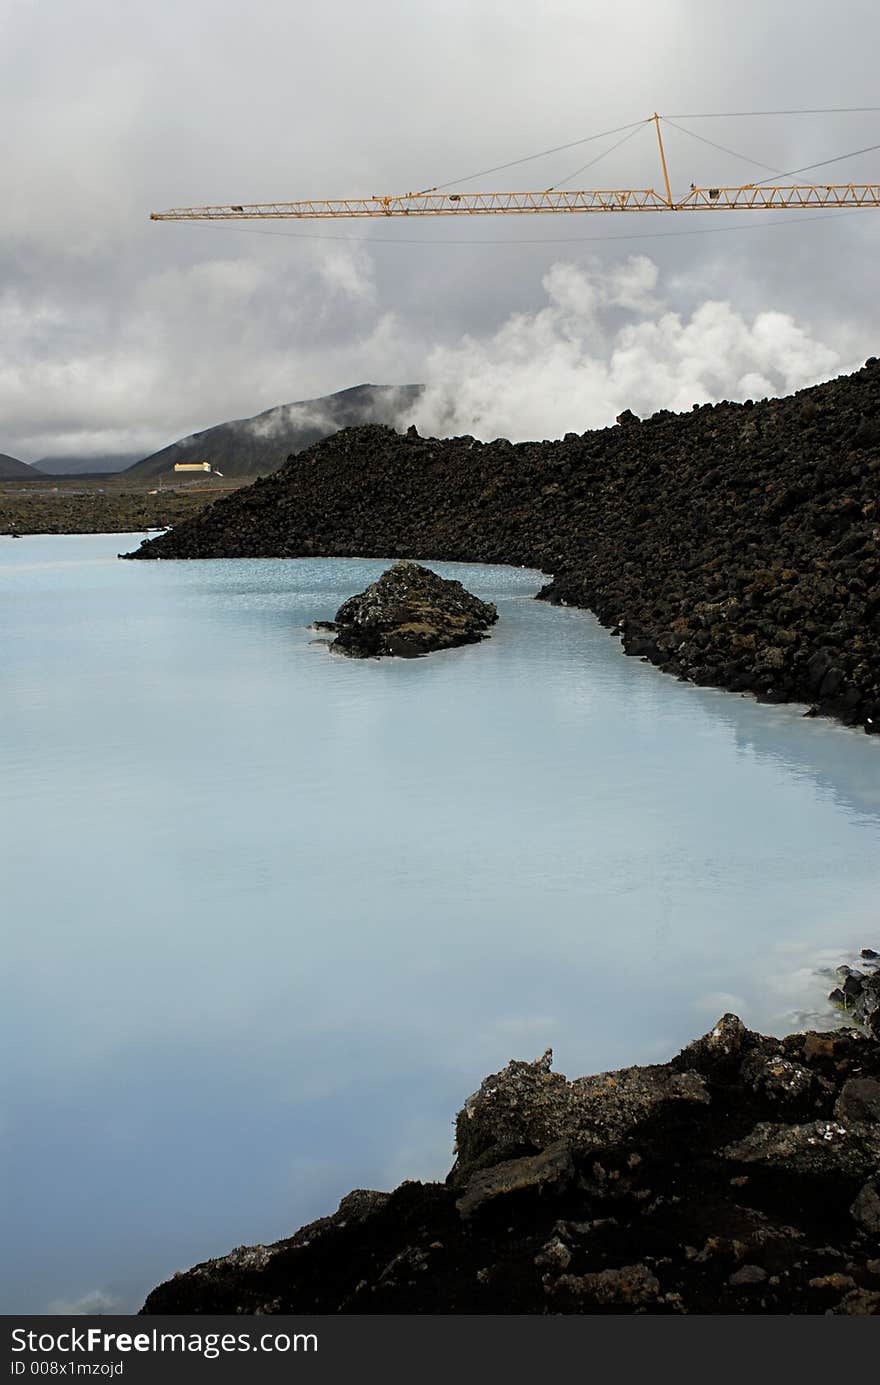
left=316, top=560, right=497, bottom=658
left=123, top=361, right=880, bottom=733
left=142, top=985, right=880, bottom=1316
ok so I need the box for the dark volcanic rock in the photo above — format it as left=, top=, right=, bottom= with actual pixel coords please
left=450, top=1049, right=708, bottom=1184
left=141, top=1009, right=880, bottom=1316
left=851, top=1178, right=880, bottom=1233
left=455, top=1142, right=574, bottom=1219
left=327, top=560, right=497, bottom=658
left=828, top=961, right=880, bottom=1038
left=122, top=360, right=880, bottom=732
left=722, top=1119, right=880, bottom=1178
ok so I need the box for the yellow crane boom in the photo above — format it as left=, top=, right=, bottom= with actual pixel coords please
left=150, top=113, right=880, bottom=221
left=150, top=184, right=880, bottom=220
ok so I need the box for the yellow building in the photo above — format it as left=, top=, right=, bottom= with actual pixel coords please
left=174, top=461, right=213, bottom=473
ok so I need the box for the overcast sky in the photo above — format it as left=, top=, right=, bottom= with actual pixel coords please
left=3, top=0, right=880, bottom=460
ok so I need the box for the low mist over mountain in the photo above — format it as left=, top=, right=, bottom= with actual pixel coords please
left=123, top=384, right=423, bottom=481
left=34, top=453, right=143, bottom=476
left=0, top=453, right=37, bottom=480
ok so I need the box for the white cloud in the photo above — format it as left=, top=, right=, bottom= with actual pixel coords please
left=404, top=255, right=850, bottom=442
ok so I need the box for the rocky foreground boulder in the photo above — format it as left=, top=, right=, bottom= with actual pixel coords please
left=312, top=560, right=497, bottom=657
left=123, top=360, right=880, bottom=732
left=142, top=976, right=880, bottom=1316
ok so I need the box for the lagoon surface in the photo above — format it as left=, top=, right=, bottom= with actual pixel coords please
left=2, top=533, right=879, bottom=1313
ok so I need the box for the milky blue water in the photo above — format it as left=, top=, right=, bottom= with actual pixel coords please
left=1, top=533, right=879, bottom=1313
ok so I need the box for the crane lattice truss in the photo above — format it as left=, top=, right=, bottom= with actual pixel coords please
left=150, top=114, right=880, bottom=221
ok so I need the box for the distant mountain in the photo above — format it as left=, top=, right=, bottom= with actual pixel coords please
left=123, top=384, right=423, bottom=481
left=0, top=452, right=37, bottom=479
left=35, top=452, right=143, bottom=476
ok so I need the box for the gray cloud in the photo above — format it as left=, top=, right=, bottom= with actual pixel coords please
left=2, top=0, right=880, bottom=460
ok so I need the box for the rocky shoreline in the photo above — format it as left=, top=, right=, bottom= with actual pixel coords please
left=141, top=961, right=880, bottom=1316
left=122, top=360, right=880, bottom=733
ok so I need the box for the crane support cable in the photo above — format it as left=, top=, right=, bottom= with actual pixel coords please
left=413, top=118, right=650, bottom=195
left=545, top=122, right=647, bottom=191
left=660, top=117, right=783, bottom=175
left=667, top=106, right=880, bottom=118
left=752, top=140, right=880, bottom=185
left=184, top=205, right=874, bottom=246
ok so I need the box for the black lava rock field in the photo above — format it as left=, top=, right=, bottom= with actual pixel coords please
left=124, top=360, right=880, bottom=731
left=142, top=998, right=880, bottom=1316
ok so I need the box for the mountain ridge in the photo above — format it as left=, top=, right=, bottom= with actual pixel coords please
left=33, top=452, right=143, bottom=476
left=3, top=383, right=422, bottom=478
left=122, top=382, right=422, bottom=480
left=0, top=452, right=37, bottom=480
